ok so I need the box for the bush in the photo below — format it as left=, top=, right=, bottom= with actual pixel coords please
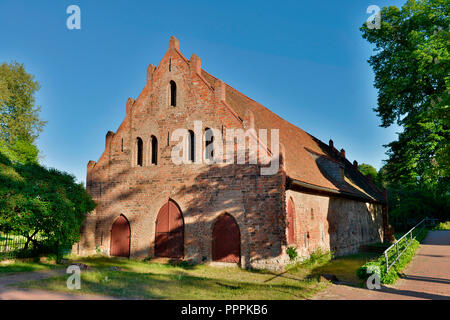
left=356, top=229, right=428, bottom=284
left=433, top=221, right=450, bottom=230
left=286, top=246, right=298, bottom=261
left=0, top=154, right=96, bottom=252
left=287, top=248, right=333, bottom=273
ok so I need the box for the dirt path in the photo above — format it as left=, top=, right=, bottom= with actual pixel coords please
left=0, top=268, right=115, bottom=300
left=313, top=230, right=450, bottom=300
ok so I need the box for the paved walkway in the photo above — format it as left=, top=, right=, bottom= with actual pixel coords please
left=0, top=268, right=115, bottom=300
left=313, top=230, right=450, bottom=300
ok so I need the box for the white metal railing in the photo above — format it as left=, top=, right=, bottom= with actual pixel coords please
left=384, top=217, right=438, bottom=271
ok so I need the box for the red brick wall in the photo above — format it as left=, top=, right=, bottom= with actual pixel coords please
left=77, top=37, right=384, bottom=270
left=285, top=190, right=384, bottom=258
left=79, top=39, right=288, bottom=270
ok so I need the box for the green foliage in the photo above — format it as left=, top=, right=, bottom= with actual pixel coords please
left=0, top=139, right=39, bottom=164
left=387, top=183, right=449, bottom=230
left=0, top=62, right=46, bottom=143
left=0, top=61, right=45, bottom=164
left=288, top=249, right=333, bottom=272
left=286, top=246, right=298, bottom=261
left=356, top=229, right=428, bottom=284
left=0, top=152, right=96, bottom=252
left=358, top=163, right=378, bottom=181
left=305, top=249, right=333, bottom=266
left=358, top=163, right=385, bottom=189
left=433, top=221, right=450, bottom=230
left=360, top=0, right=449, bottom=191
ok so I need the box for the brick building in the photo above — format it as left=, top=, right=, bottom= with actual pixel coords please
left=76, top=36, right=389, bottom=270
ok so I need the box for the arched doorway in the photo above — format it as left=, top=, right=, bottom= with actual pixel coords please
left=212, top=214, right=240, bottom=263
left=110, top=215, right=131, bottom=257
left=287, top=198, right=295, bottom=244
left=155, top=199, right=184, bottom=258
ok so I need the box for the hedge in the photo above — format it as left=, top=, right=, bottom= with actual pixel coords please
left=356, top=229, right=428, bottom=284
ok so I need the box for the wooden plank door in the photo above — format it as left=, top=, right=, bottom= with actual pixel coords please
left=110, top=215, right=131, bottom=257
left=155, top=200, right=184, bottom=258
left=212, top=214, right=240, bottom=263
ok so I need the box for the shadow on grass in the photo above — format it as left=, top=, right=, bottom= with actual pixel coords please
left=17, top=256, right=326, bottom=300
left=0, top=262, right=60, bottom=275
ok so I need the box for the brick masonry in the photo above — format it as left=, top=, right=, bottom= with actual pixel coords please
left=75, top=37, right=385, bottom=271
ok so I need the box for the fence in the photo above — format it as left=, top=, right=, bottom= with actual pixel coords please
left=384, top=217, right=438, bottom=271
left=0, top=232, right=29, bottom=259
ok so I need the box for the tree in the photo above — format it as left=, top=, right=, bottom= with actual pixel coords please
left=360, top=0, right=449, bottom=188
left=358, top=163, right=378, bottom=181
left=0, top=61, right=46, bottom=163
left=0, top=153, right=96, bottom=251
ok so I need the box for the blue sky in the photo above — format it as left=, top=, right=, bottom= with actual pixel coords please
left=0, top=0, right=406, bottom=184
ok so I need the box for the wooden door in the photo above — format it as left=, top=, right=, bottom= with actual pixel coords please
left=155, top=200, right=184, bottom=258
left=212, top=214, right=240, bottom=263
left=110, top=215, right=130, bottom=257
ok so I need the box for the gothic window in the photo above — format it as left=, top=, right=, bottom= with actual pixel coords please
left=170, top=80, right=177, bottom=107
left=188, top=130, right=195, bottom=162
left=205, top=128, right=214, bottom=161
left=137, top=137, right=143, bottom=166
left=151, top=135, right=158, bottom=165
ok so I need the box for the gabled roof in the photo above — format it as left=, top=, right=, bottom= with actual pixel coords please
left=201, top=69, right=385, bottom=203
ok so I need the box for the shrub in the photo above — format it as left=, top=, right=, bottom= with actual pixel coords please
left=356, top=229, right=428, bottom=284
left=0, top=156, right=96, bottom=255
left=433, top=221, right=450, bottom=230
left=286, top=246, right=298, bottom=261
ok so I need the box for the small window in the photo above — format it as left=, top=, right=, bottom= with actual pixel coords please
left=205, top=128, right=214, bottom=161
left=188, top=130, right=195, bottom=162
left=121, top=138, right=124, bottom=152
left=137, top=137, right=143, bottom=166
left=151, top=135, right=158, bottom=165
left=170, top=80, right=177, bottom=107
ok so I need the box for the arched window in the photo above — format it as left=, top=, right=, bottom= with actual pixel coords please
left=136, top=137, right=143, bottom=166
left=170, top=80, right=177, bottom=107
left=188, top=130, right=195, bottom=162
left=151, top=135, right=158, bottom=165
left=205, top=128, right=214, bottom=161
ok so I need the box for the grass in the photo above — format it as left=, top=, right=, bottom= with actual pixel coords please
left=15, top=255, right=330, bottom=300
left=8, top=249, right=381, bottom=299
left=433, top=221, right=450, bottom=230
left=0, top=259, right=61, bottom=274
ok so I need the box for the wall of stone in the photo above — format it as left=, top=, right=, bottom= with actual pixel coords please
left=285, top=189, right=384, bottom=258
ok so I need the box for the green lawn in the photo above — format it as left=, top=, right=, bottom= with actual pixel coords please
left=16, top=256, right=326, bottom=299
left=0, top=260, right=61, bottom=274
left=13, top=251, right=377, bottom=299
